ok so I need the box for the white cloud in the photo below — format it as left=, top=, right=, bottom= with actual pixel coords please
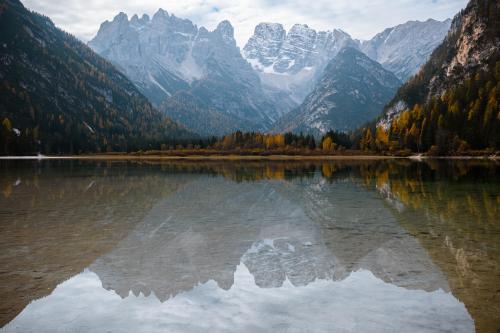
left=22, top=0, right=468, bottom=46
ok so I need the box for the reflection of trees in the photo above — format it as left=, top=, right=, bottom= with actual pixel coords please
left=358, top=160, right=500, bottom=332
left=273, top=173, right=449, bottom=291
left=134, top=160, right=319, bottom=182
left=0, top=160, right=191, bottom=326
left=134, top=160, right=393, bottom=183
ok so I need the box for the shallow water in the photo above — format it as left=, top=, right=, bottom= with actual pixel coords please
left=0, top=160, right=499, bottom=332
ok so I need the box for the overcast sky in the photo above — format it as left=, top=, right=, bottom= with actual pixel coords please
left=22, top=0, right=468, bottom=46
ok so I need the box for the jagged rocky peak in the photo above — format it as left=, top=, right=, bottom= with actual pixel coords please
left=256, top=22, right=286, bottom=39
left=244, top=22, right=357, bottom=75
left=243, top=22, right=358, bottom=105
left=114, top=11, right=128, bottom=22
left=130, top=14, right=139, bottom=24
left=152, top=8, right=169, bottom=22
left=130, top=13, right=150, bottom=27
left=104, top=12, right=129, bottom=29
left=287, top=23, right=316, bottom=43
left=361, top=18, right=452, bottom=81
left=90, top=13, right=131, bottom=54
left=88, top=9, right=205, bottom=104
left=243, top=23, right=286, bottom=65
left=275, top=24, right=317, bottom=72
left=214, top=20, right=236, bottom=44
left=89, top=9, right=283, bottom=135
left=288, top=23, right=316, bottom=39
left=274, top=47, right=401, bottom=135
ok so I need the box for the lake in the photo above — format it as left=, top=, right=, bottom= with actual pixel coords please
left=0, top=159, right=499, bottom=332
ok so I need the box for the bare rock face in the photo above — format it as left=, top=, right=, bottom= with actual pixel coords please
left=89, top=11, right=282, bottom=136
left=243, top=23, right=357, bottom=104
left=378, top=0, right=499, bottom=127
left=89, top=10, right=195, bottom=105
left=241, top=19, right=451, bottom=133
left=361, top=19, right=452, bottom=82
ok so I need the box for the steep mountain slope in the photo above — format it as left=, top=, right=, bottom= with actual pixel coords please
left=159, top=91, right=254, bottom=136
left=89, top=10, right=194, bottom=106
left=0, top=0, right=191, bottom=155
left=274, top=47, right=401, bottom=135
left=373, top=0, right=499, bottom=152
left=90, top=12, right=282, bottom=135
left=243, top=23, right=357, bottom=103
left=361, top=19, right=452, bottom=82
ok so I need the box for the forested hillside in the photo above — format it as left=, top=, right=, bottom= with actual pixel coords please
left=360, top=0, right=499, bottom=154
left=0, top=0, right=190, bottom=155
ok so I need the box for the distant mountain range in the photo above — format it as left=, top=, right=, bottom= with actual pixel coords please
left=274, top=47, right=401, bottom=135
left=0, top=0, right=190, bottom=155
left=88, top=11, right=452, bottom=136
left=243, top=23, right=356, bottom=104
left=360, top=19, right=452, bottom=82
left=89, top=12, right=287, bottom=136
left=3, top=0, right=491, bottom=154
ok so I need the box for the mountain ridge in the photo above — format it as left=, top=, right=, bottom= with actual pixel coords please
left=361, top=18, right=452, bottom=81
left=88, top=10, right=459, bottom=137
left=243, top=23, right=357, bottom=104
left=372, top=0, right=499, bottom=153
left=89, top=11, right=285, bottom=136
left=274, top=47, right=401, bottom=136
left=0, top=0, right=190, bottom=155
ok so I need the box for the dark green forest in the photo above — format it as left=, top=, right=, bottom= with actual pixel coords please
left=0, top=0, right=190, bottom=155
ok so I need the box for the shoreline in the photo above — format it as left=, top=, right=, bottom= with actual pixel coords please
left=0, top=154, right=498, bottom=161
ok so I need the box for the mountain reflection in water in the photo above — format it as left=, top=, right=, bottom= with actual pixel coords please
left=0, top=160, right=498, bottom=332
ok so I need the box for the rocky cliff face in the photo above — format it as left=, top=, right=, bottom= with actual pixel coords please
left=89, top=11, right=282, bottom=136
left=89, top=10, right=196, bottom=105
left=243, top=23, right=357, bottom=103
left=274, top=47, right=401, bottom=135
left=243, top=19, right=450, bottom=106
left=361, top=19, right=452, bottom=82
left=378, top=0, right=499, bottom=128
left=87, top=10, right=468, bottom=137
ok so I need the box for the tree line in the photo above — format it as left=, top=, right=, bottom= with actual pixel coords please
left=357, top=61, right=500, bottom=155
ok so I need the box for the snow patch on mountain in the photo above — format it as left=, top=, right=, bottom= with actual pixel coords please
left=243, top=23, right=358, bottom=103
left=89, top=10, right=288, bottom=134
left=361, top=19, right=452, bottom=81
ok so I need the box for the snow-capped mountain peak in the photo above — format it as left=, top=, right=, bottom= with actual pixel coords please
left=243, top=22, right=358, bottom=103
left=89, top=10, right=288, bottom=136
left=361, top=18, right=452, bottom=81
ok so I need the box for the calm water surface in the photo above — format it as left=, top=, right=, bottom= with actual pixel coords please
left=0, top=160, right=499, bottom=332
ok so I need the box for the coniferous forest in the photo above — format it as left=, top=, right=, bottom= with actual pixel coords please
left=359, top=61, right=500, bottom=154
left=358, top=0, right=499, bottom=155
left=0, top=0, right=190, bottom=155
